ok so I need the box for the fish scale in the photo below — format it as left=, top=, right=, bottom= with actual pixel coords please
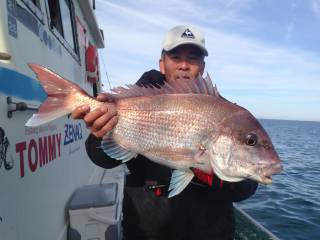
left=114, top=100, right=214, bottom=153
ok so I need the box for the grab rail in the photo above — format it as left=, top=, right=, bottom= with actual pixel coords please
left=7, top=96, right=39, bottom=118
left=0, top=52, right=11, bottom=60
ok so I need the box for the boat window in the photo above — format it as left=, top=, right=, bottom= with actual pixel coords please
left=48, top=0, right=63, bottom=35
left=20, top=0, right=44, bottom=21
left=48, top=0, right=78, bottom=53
left=59, top=0, right=76, bottom=50
left=31, top=0, right=41, bottom=8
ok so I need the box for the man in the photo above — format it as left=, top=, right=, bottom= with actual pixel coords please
left=72, top=25, right=258, bottom=240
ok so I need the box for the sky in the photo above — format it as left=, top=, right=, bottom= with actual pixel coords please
left=94, top=0, right=320, bottom=122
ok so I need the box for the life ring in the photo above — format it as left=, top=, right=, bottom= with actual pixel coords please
left=85, top=44, right=99, bottom=83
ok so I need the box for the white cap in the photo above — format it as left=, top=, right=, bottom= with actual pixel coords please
left=162, top=25, right=208, bottom=56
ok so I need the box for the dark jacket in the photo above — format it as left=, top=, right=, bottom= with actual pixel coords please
left=85, top=70, right=258, bottom=240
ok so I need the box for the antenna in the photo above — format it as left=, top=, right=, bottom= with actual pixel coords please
left=99, top=50, right=112, bottom=91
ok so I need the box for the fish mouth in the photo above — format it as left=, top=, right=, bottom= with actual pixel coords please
left=260, top=175, right=273, bottom=184
left=259, top=163, right=283, bottom=184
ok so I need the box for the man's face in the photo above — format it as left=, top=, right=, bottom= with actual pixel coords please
left=159, top=45, right=205, bottom=83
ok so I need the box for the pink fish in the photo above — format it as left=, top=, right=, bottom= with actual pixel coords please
left=26, top=64, right=283, bottom=197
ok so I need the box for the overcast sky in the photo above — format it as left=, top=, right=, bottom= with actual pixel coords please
left=94, top=0, right=320, bottom=122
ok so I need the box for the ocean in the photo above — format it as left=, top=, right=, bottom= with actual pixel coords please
left=238, top=119, right=320, bottom=240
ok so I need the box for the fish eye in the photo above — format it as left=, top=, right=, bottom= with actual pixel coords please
left=246, top=133, right=258, bottom=146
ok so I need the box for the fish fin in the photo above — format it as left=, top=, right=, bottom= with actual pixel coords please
left=109, top=73, right=220, bottom=99
left=101, top=136, right=137, bottom=162
left=26, top=111, right=71, bottom=126
left=168, top=170, right=194, bottom=198
left=26, top=64, right=91, bottom=126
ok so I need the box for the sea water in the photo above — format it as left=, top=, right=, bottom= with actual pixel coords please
left=238, top=119, right=320, bottom=240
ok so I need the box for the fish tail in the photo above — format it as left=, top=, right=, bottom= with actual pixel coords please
left=26, top=63, right=92, bottom=127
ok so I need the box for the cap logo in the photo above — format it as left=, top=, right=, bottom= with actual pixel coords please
left=181, top=29, right=195, bottom=39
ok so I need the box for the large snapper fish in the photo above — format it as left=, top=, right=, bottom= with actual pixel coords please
left=26, top=64, right=283, bottom=197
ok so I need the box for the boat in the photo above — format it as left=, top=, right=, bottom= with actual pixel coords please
left=0, top=1, right=125, bottom=239
left=0, top=1, right=281, bottom=239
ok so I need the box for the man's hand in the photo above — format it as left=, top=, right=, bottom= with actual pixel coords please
left=71, top=94, right=118, bottom=139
